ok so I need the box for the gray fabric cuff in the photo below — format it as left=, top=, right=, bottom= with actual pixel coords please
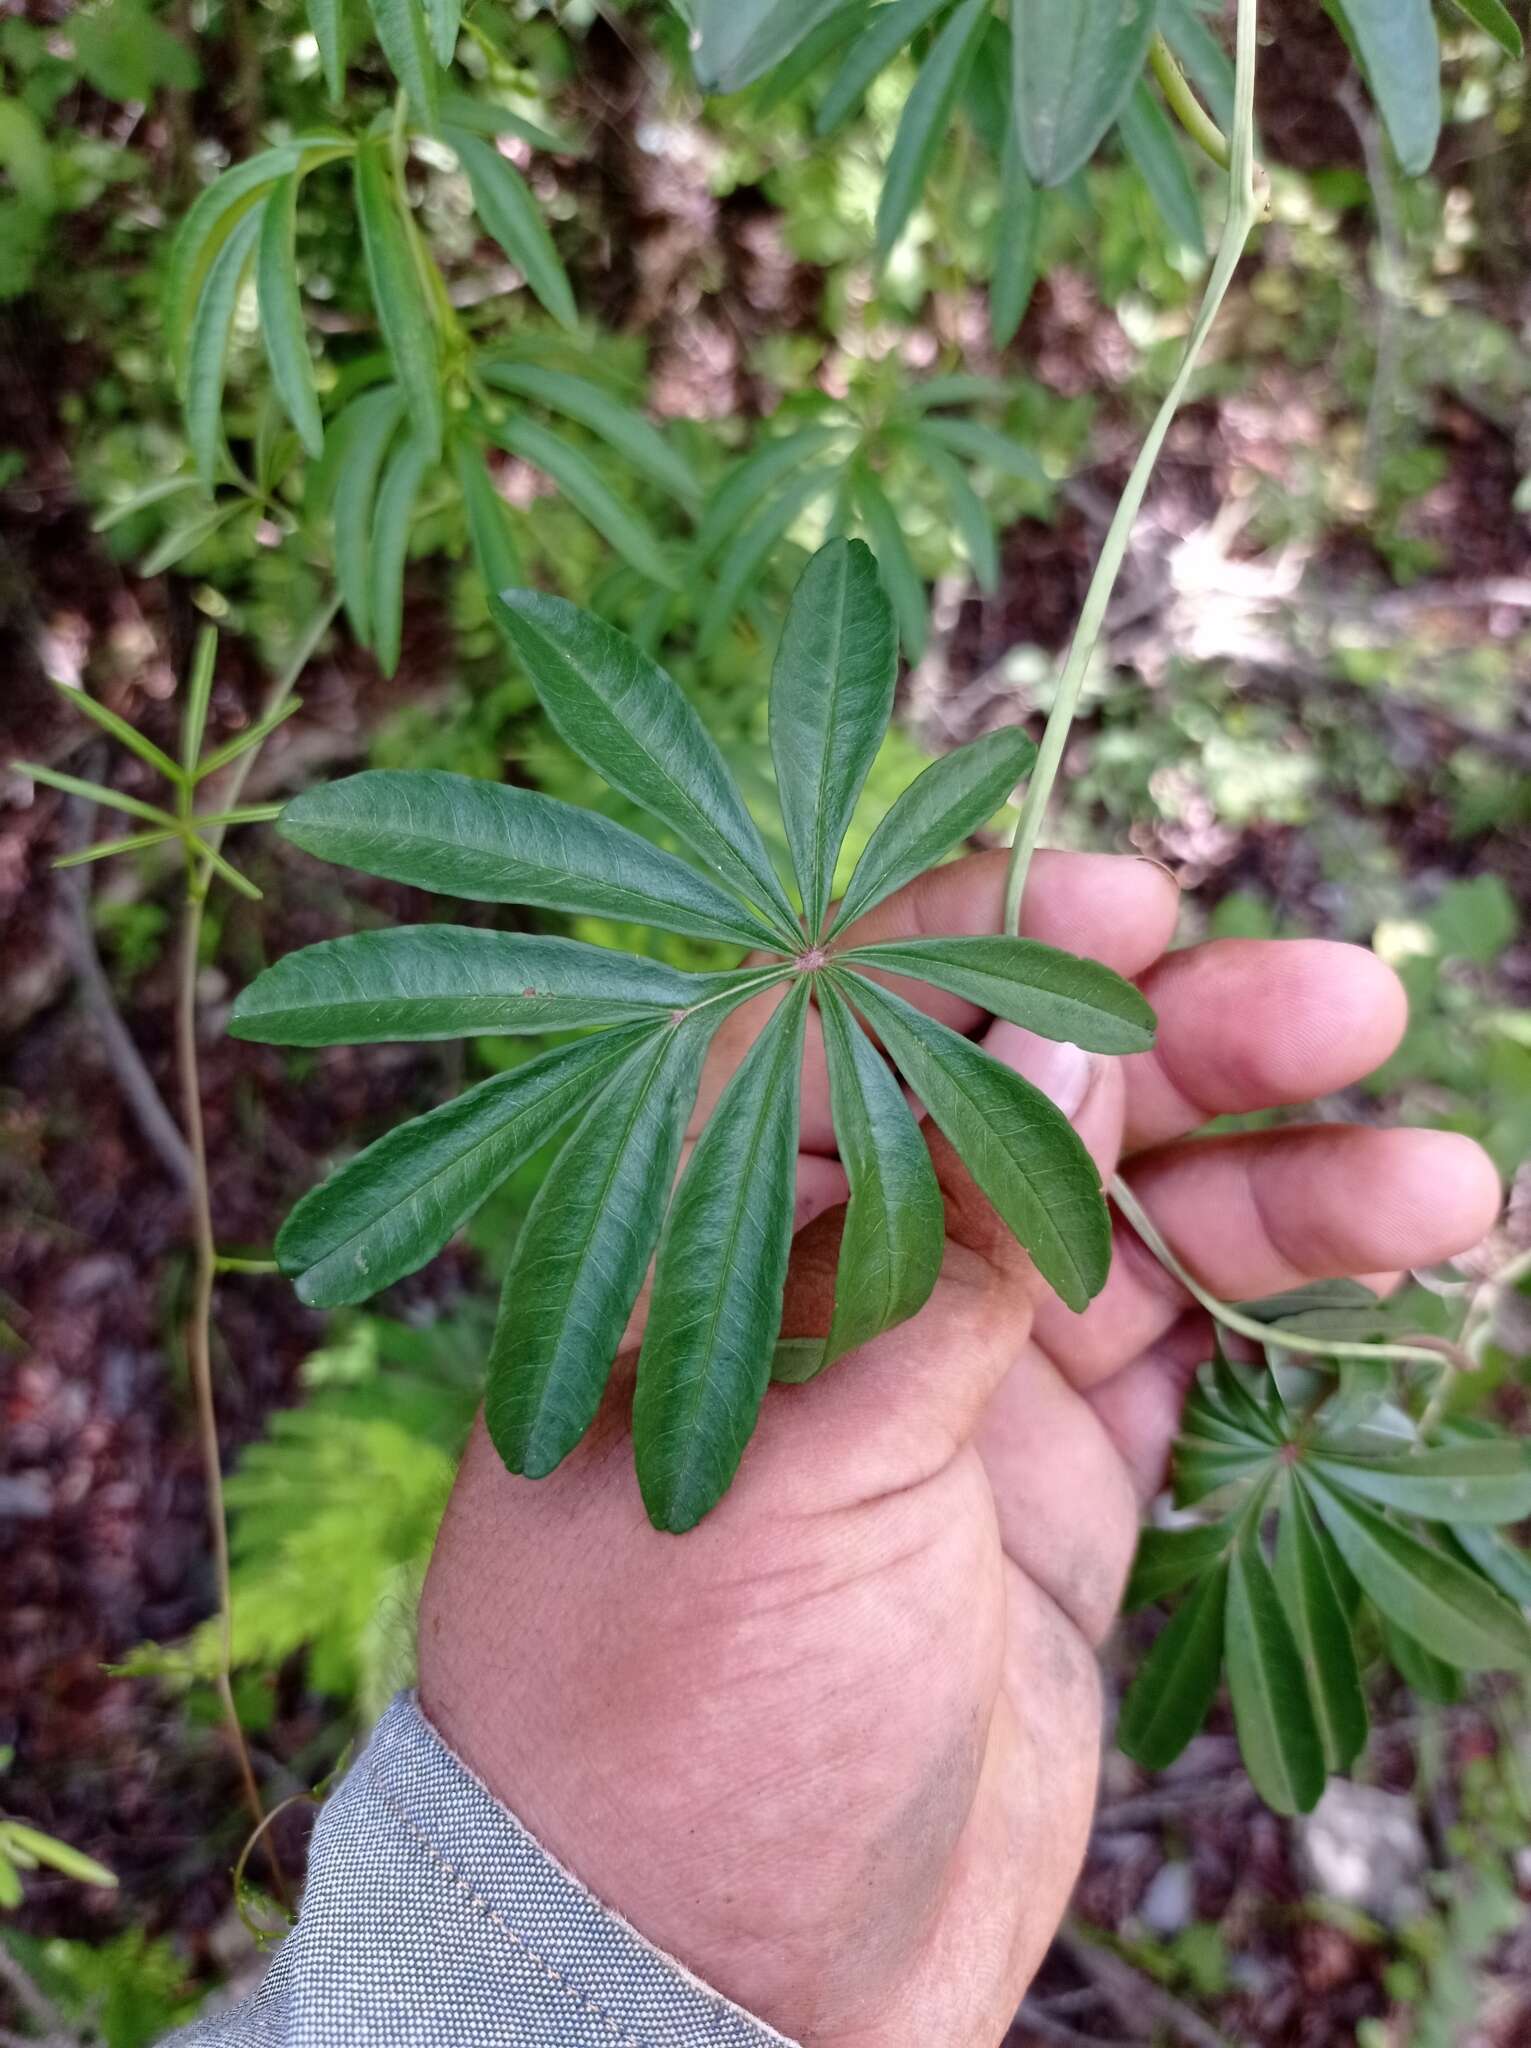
left=169, top=1691, right=799, bottom=2048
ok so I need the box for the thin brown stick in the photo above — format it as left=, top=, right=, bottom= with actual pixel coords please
left=171, top=598, right=336, bottom=1907
left=175, top=879, right=287, bottom=1907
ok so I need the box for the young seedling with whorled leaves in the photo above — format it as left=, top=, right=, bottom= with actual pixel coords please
left=231, top=539, right=1156, bottom=1529
left=1119, top=1324, right=1531, bottom=1816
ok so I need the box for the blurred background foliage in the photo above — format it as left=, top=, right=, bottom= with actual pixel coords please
left=1, top=1, right=1530, bottom=2042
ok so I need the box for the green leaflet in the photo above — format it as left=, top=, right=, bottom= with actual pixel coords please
left=1123, top=1519, right=1233, bottom=1611
left=446, top=130, right=576, bottom=329
left=425, top=0, right=461, bottom=66
left=1226, top=1519, right=1327, bottom=1815
left=992, top=116, right=1040, bottom=348
left=307, top=0, right=346, bottom=98
left=753, top=1, right=873, bottom=114
left=697, top=463, right=841, bottom=653
left=1307, top=1476, right=1531, bottom=1674
left=1312, top=1441, right=1531, bottom=1526
left=185, top=203, right=263, bottom=486
left=815, top=978, right=944, bottom=1371
left=906, top=426, right=999, bottom=593
left=838, top=935, right=1156, bottom=1051
left=166, top=145, right=304, bottom=369
left=836, top=970, right=1110, bottom=1311
left=816, top=0, right=952, bottom=135
left=875, top=0, right=990, bottom=258
left=367, top=0, right=439, bottom=123
left=138, top=502, right=249, bottom=577
left=634, top=979, right=811, bottom=1531
left=1330, top=0, right=1440, bottom=176
left=1117, top=1561, right=1228, bottom=1770
left=1011, top=0, right=1162, bottom=187
left=1447, top=1523, right=1531, bottom=1607
left=369, top=432, right=433, bottom=677
left=330, top=385, right=407, bottom=646
left=1158, top=0, right=1235, bottom=131
left=0, top=1826, right=114, bottom=1890
left=354, top=140, right=442, bottom=461
left=1448, top=0, right=1522, bottom=59
left=916, top=414, right=1047, bottom=484
left=902, top=374, right=1015, bottom=412
left=279, top=770, right=785, bottom=948
left=696, top=424, right=844, bottom=567
left=489, top=587, right=802, bottom=940
left=256, top=172, right=323, bottom=458
left=827, top=725, right=1037, bottom=937
left=1275, top=1480, right=1368, bottom=1774
left=853, top=466, right=927, bottom=661
left=769, top=537, right=898, bottom=935
left=437, top=92, right=579, bottom=157
left=1117, top=80, right=1203, bottom=255
left=450, top=433, right=522, bottom=596
left=276, top=1029, right=649, bottom=1307
left=480, top=362, right=700, bottom=507
left=489, top=417, right=676, bottom=589
left=689, top=0, right=849, bottom=93
left=487, top=1015, right=717, bottom=1478
left=1382, top=1617, right=1464, bottom=1706
left=228, top=926, right=764, bottom=1044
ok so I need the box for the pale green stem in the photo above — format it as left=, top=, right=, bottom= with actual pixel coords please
left=1002, top=0, right=1264, bottom=933
left=1111, top=1177, right=1468, bottom=1372
left=1149, top=34, right=1231, bottom=171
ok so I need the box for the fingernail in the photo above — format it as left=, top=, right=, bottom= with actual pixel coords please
left=989, top=1026, right=1096, bottom=1118
left=1133, top=853, right=1181, bottom=889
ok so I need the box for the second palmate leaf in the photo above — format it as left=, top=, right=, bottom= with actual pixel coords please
left=232, top=540, right=1157, bottom=1529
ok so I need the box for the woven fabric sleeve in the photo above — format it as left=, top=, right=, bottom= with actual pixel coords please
left=167, top=1691, right=800, bottom=2048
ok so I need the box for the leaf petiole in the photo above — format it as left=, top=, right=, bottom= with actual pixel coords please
left=1148, top=33, right=1231, bottom=170
left=1111, top=1176, right=1470, bottom=1373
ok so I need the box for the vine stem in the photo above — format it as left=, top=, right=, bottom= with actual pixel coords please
left=1149, top=34, right=1231, bottom=171
left=176, top=594, right=338, bottom=1905
left=1002, top=0, right=1265, bottom=934
left=1110, top=1177, right=1469, bottom=1372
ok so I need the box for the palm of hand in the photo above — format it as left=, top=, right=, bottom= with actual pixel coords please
left=420, top=851, right=1498, bottom=2048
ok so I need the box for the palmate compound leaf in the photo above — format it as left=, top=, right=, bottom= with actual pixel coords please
left=276, top=1026, right=652, bottom=1307
left=279, top=770, right=786, bottom=949
left=634, top=978, right=812, bottom=1531
left=250, top=540, right=1150, bottom=1526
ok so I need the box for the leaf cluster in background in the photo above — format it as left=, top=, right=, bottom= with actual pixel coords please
left=691, top=0, right=1523, bottom=304
left=1120, top=1316, right=1531, bottom=1815
left=231, top=539, right=1156, bottom=1529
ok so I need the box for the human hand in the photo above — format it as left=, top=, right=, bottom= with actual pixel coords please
left=418, top=850, right=1499, bottom=2048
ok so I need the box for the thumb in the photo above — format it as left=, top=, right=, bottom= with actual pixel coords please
left=766, top=1030, right=1127, bottom=1501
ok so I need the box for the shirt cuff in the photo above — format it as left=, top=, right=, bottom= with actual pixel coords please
left=170, top=1690, right=799, bottom=2048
